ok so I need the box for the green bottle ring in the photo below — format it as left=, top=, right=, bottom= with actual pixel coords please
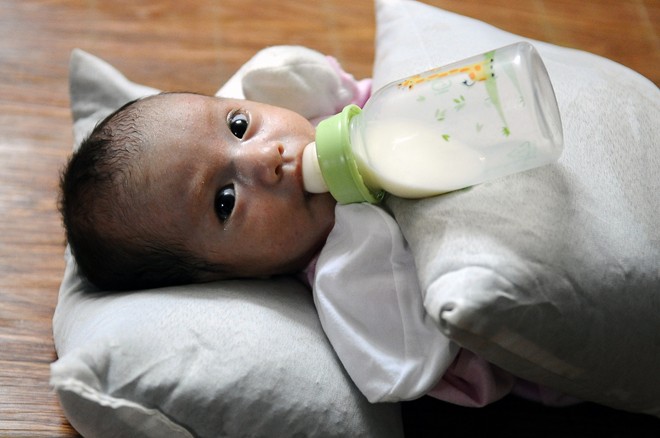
left=315, top=105, right=384, bottom=204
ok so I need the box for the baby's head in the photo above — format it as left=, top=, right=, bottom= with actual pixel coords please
left=59, top=92, right=336, bottom=291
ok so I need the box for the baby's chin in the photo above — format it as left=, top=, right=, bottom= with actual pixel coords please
left=305, top=192, right=337, bottom=208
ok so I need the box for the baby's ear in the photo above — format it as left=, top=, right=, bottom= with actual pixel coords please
left=217, top=45, right=359, bottom=120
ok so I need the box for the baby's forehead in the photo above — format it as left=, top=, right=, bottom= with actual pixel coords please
left=142, top=92, right=208, bottom=109
left=135, top=93, right=185, bottom=117
left=132, top=93, right=214, bottom=129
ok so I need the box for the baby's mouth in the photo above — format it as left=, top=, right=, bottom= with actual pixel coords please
left=293, top=147, right=307, bottom=196
left=280, top=142, right=307, bottom=197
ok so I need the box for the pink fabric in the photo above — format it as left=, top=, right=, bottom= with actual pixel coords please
left=512, top=379, right=581, bottom=406
left=427, top=350, right=582, bottom=407
left=297, top=254, right=318, bottom=289
left=427, top=349, right=515, bottom=407
left=325, top=56, right=372, bottom=109
left=309, top=58, right=371, bottom=127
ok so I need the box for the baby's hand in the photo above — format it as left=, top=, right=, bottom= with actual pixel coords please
left=216, top=45, right=370, bottom=122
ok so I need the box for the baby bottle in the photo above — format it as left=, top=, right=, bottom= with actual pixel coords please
left=302, top=42, right=563, bottom=203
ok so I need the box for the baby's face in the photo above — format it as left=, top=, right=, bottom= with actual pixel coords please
left=134, top=93, right=336, bottom=278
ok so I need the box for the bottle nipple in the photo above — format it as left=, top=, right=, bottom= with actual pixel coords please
left=302, top=141, right=328, bottom=193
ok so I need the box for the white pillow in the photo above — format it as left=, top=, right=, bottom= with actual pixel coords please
left=50, top=49, right=403, bottom=438
left=375, top=0, right=660, bottom=417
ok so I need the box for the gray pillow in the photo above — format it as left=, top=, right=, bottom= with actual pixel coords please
left=376, top=0, right=660, bottom=417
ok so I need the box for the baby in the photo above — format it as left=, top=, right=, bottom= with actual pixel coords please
left=60, top=92, right=337, bottom=291
left=60, top=46, right=575, bottom=409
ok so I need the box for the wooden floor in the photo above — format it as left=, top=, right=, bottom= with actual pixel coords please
left=0, top=0, right=657, bottom=436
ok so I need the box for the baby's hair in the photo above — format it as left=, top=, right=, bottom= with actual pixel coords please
left=59, top=94, right=228, bottom=291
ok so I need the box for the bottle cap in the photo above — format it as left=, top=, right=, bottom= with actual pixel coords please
left=314, top=105, right=384, bottom=204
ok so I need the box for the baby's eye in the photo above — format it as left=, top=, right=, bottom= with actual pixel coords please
left=215, top=185, right=236, bottom=222
left=227, top=111, right=249, bottom=139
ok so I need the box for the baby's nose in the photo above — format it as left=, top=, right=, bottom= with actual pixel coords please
left=241, top=143, right=284, bottom=186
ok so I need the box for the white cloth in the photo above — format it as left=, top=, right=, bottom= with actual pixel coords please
left=313, top=203, right=458, bottom=403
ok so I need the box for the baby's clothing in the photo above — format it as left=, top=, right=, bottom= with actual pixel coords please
left=308, top=203, right=515, bottom=405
